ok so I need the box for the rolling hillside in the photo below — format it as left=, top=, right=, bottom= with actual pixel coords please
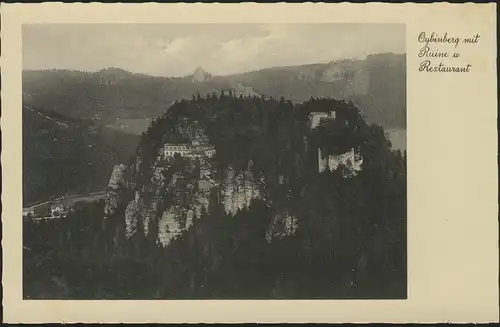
left=23, top=104, right=140, bottom=205
left=224, top=53, right=406, bottom=129
left=22, top=53, right=405, bottom=203
left=23, top=53, right=406, bottom=131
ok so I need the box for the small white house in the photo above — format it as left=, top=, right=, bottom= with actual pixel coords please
left=23, top=208, right=35, bottom=218
left=50, top=204, right=65, bottom=217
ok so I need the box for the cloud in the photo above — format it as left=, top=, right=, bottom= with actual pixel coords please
left=161, top=37, right=191, bottom=55
left=23, top=24, right=405, bottom=77
left=218, top=24, right=287, bottom=62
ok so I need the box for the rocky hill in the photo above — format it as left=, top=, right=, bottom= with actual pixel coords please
left=23, top=94, right=407, bottom=299
left=101, top=95, right=406, bottom=296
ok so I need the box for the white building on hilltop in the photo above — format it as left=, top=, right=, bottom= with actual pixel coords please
left=309, top=111, right=363, bottom=174
left=309, top=111, right=336, bottom=129
left=162, top=143, right=216, bottom=160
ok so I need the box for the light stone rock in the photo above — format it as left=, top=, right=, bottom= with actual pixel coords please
left=104, top=164, right=128, bottom=218
left=265, top=212, right=299, bottom=243
left=125, top=199, right=140, bottom=238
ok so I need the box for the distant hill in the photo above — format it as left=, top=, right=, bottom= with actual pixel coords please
left=223, top=53, right=406, bottom=128
left=23, top=104, right=140, bottom=205
left=23, top=69, right=183, bottom=124
left=23, top=53, right=406, bottom=131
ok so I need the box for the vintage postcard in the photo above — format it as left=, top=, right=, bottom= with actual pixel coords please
left=1, top=2, right=498, bottom=324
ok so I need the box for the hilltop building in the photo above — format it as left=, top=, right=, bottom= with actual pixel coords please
left=162, top=143, right=216, bottom=160
left=309, top=111, right=337, bottom=129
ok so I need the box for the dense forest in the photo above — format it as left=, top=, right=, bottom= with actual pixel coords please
left=24, top=94, right=406, bottom=299
left=23, top=105, right=140, bottom=205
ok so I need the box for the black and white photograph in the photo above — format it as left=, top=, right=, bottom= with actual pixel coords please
left=22, top=23, right=407, bottom=300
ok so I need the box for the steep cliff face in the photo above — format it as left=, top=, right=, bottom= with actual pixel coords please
left=116, top=138, right=297, bottom=246
left=221, top=165, right=261, bottom=215
left=108, top=96, right=380, bottom=248
left=116, top=121, right=259, bottom=246
left=124, top=153, right=208, bottom=245
left=122, top=156, right=274, bottom=246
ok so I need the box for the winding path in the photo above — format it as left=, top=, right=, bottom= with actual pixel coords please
left=24, top=191, right=107, bottom=214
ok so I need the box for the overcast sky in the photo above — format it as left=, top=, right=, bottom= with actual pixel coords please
left=23, top=23, right=405, bottom=77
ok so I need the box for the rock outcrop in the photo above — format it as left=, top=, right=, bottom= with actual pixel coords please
left=107, top=97, right=378, bottom=248
left=114, top=138, right=297, bottom=247
left=265, top=212, right=298, bottom=242
left=104, top=164, right=128, bottom=218
left=192, top=66, right=212, bottom=83
left=221, top=165, right=262, bottom=215
left=121, top=122, right=218, bottom=245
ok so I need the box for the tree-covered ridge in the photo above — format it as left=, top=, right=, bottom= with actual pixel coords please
left=24, top=94, right=406, bottom=299
left=23, top=105, right=140, bottom=205
left=23, top=53, right=406, bottom=129
left=133, top=94, right=400, bottom=199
